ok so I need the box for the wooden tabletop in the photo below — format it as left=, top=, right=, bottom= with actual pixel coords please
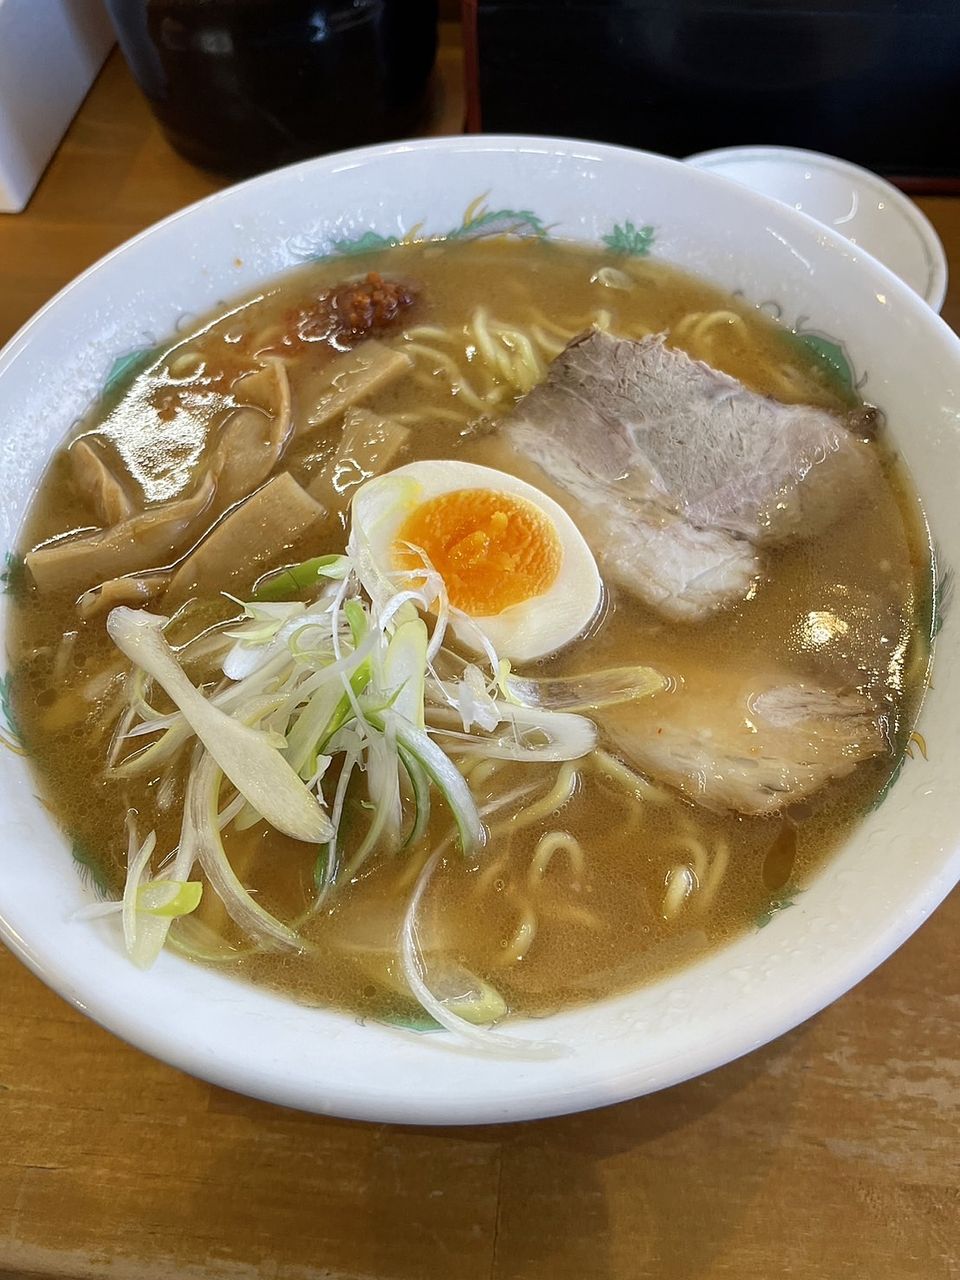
left=1, top=32, right=958, bottom=1280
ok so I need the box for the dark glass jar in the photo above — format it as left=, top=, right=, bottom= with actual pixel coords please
left=105, top=0, right=439, bottom=176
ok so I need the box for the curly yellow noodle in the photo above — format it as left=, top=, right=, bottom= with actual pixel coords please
left=528, top=831, right=585, bottom=888
left=529, top=325, right=567, bottom=358
left=666, top=833, right=711, bottom=882
left=526, top=312, right=578, bottom=341
left=403, top=343, right=496, bottom=412
left=465, top=757, right=511, bottom=788
left=553, top=902, right=603, bottom=929
left=662, top=864, right=696, bottom=920
left=761, top=361, right=819, bottom=398
left=661, top=837, right=731, bottom=920
left=394, top=837, right=441, bottom=892
left=465, top=308, right=546, bottom=394
left=402, top=324, right=457, bottom=344
left=403, top=304, right=674, bottom=405
left=468, top=307, right=502, bottom=369
left=588, top=749, right=672, bottom=804
left=475, top=849, right=510, bottom=893
left=487, top=763, right=577, bottom=838
left=497, top=898, right=538, bottom=966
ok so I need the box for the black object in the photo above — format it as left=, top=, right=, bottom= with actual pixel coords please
left=106, top=0, right=438, bottom=176
left=465, top=0, right=960, bottom=185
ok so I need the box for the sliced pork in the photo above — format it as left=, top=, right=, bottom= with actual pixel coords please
left=602, top=664, right=885, bottom=816
left=504, top=331, right=881, bottom=621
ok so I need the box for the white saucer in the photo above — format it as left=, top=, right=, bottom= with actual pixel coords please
left=685, top=146, right=948, bottom=312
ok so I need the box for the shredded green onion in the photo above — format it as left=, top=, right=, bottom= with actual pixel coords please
left=253, top=554, right=350, bottom=601
left=137, top=879, right=203, bottom=917
left=100, top=532, right=621, bottom=1050
left=506, top=664, right=668, bottom=711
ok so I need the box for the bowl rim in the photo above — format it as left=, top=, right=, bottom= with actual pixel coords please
left=1, top=133, right=958, bottom=1125
left=683, top=143, right=949, bottom=311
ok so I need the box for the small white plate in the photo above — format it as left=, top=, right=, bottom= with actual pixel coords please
left=686, top=145, right=948, bottom=312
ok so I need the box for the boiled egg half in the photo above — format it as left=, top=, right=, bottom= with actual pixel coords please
left=349, top=460, right=602, bottom=661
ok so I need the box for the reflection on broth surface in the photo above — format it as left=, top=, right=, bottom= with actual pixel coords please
left=9, top=238, right=931, bottom=1034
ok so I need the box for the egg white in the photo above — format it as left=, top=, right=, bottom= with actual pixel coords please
left=348, top=460, right=602, bottom=662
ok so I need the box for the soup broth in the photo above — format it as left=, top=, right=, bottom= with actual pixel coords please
left=7, top=239, right=931, bottom=1029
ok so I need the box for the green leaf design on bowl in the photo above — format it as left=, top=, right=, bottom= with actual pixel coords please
left=103, top=345, right=157, bottom=399
left=298, top=197, right=668, bottom=266
left=448, top=204, right=548, bottom=242
left=755, top=893, right=798, bottom=930
left=373, top=1009, right=443, bottom=1034
left=871, top=544, right=943, bottom=812
left=70, top=836, right=115, bottom=900
left=931, top=548, right=954, bottom=640
left=602, top=221, right=656, bottom=257
left=793, top=331, right=856, bottom=394
left=330, top=229, right=402, bottom=257
left=1, top=551, right=26, bottom=600
left=0, top=671, right=24, bottom=755
left=869, top=751, right=909, bottom=812
left=302, top=195, right=553, bottom=262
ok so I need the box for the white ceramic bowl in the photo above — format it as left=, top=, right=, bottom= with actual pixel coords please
left=685, top=145, right=949, bottom=312
left=1, top=137, right=957, bottom=1125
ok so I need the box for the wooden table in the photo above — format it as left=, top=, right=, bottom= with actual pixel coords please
left=1, top=32, right=958, bottom=1280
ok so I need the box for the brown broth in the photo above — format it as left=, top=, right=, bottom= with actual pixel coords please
left=7, top=238, right=932, bottom=1027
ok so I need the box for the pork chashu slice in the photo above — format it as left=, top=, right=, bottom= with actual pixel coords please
left=602, top=665, right=886, bottom=816
left=504, top=331, right=880, bottom=621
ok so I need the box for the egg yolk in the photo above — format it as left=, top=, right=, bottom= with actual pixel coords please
left=394, top=488, right=562, bottom=616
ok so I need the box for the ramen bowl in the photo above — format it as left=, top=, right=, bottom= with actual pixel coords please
left=0, top=137, right=957, bottom=1124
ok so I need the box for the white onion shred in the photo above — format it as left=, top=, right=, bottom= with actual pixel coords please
left=96, top=536, right=666, bottom=1045
left=107, top=608, right=333, bottom=843
left=400, top=851, right=565, bottom=1059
